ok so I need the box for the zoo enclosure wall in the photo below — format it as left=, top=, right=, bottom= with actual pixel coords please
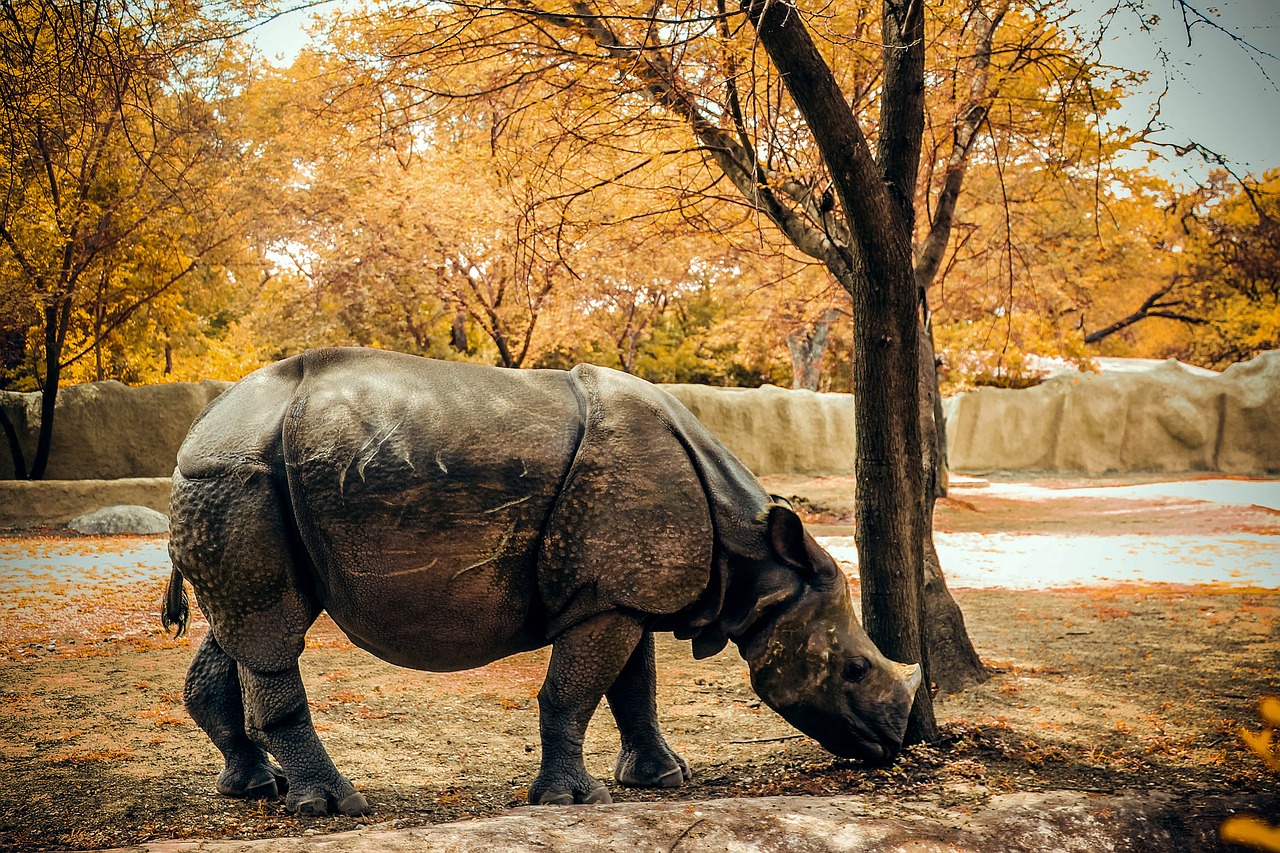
left=1, top=351, right=1276, bottom=487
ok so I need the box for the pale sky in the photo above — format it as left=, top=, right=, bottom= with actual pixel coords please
left=1073, top=0, right=1280, bottom=183
left=244, top=0, right=1280, bottom=185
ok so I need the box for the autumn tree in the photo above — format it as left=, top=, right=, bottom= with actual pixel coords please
left=1084, top=170, right=1280, bottom=365
left=361, top=0, right=1111, bottom=722
left=0, top=0, right=254, bottom=478
left=349, top=0, right=1164, bottom=694
left=232, top=40, right=696, bottom=368
left=924, top=160, right=1278, bottom=383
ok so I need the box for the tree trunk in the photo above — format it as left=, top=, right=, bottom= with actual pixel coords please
left=29, top=297, right=72, bottom=480
left=451, top=310, right=469, bottom=353
left=94, top=301, right=105, bottom=382
left=786, top=309, right=840, bottom=390
left=0, top=407, right=26, bottom=480
left=930, top=338, right=949, bottom=498
left=742, top=0, right=937, bottom=742
left=917, top=324, right=987, bottom=691
left=853, top=271, right=937, bottom=743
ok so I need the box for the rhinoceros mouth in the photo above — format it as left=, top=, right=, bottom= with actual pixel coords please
left=780, top=703, right=903, bottom=764
left=816, top=723, right=901, bottom=765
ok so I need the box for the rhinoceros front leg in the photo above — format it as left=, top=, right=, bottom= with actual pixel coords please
left=531, top=612, right=645, bottom=805
left=237, top=663, right=371, bottom=817
left=606, top=631, right=691, bottom=788
left=184, top=632, right=287, bottom=800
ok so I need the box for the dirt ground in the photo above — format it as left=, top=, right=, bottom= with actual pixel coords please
left=1, top=476, right=1277, bottom=851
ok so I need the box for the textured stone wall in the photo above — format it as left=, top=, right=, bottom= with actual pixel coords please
left=2, top=352, right=1277, bottom=483
left=0, top=379, right=231, bottom=480
left=664, top=384, right=858, bottom=476
left=944, top=351, right=1280, bottom=475
left=0, top=477, right=171, bottom=528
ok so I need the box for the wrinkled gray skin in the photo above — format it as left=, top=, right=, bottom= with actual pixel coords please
left=162, top=348, right=922, bottom=817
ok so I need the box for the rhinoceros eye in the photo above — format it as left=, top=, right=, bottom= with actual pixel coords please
left=842, top=657, right=871, bottom=683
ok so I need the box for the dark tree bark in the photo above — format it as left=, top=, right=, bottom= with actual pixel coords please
left=0, top=406, right=26, bottom=480
left=918, top=322, right=987, bottom=691
left=0, top=326, right=29, bottom=479
left=450, top=310, right=470, bottom=353
left=741, top=0, right=937, bottom=742
left=30, top=297, right=73, bottom=480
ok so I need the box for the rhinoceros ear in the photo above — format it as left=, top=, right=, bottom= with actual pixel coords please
left=720, top=586, right=793, bottom=638
left=765, top=504, right=842, bottom=588
left=765, top=504, right=807, bottom=569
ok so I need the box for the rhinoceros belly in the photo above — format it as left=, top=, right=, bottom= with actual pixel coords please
left=281, top=352, right=581, bottom=672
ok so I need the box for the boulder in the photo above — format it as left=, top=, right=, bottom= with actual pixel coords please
left=1217, top=351, right=1280, bottom=473
left=76, top=791, right=1275, bottom=853
left=67, top=504, right=170, bottom=535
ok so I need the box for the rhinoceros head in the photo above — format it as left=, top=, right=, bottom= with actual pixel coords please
left=733, top=505, right=922, bottom=764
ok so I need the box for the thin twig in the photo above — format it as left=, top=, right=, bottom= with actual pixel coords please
left=730, top=733, right=806, bottom=744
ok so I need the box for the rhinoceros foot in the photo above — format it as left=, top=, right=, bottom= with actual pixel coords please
left=216, top=761, right=288, bottom=800
left=529, top=769, right=612, bottom=805
left=615, top=744, right=691, bottom=788
left=286, top=783, right=371, bottom=817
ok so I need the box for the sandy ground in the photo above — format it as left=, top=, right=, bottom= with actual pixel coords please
left=0, top=475, right=1277, bottom=850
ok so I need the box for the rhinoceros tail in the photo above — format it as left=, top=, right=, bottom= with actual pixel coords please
left=160, top=566, right=190, bottom=637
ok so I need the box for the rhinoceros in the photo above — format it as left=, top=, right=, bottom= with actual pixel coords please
left=161, top=347, right=922, bottom=816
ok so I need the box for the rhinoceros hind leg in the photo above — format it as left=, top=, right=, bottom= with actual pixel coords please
left=530, top=612, right=648, bottom=806
left=238, top=663, right=371, bottom=817
left=183, top=631, right=288, bottom=800
left=606, top=631, right=692, bottom=788
left=172, top=469, right=365, bottom=817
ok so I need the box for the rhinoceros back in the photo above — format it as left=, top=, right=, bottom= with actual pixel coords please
left=171, top=348, right=764, bottom=672
left=176, top=353, right=306, bottom=479
left=174, top=349, right=583, bottom=670
left=279, top=349, right=584, bottom=669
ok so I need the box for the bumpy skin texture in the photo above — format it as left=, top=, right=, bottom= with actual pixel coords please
left=183, top=633, right=287, bottom=801
left=167, top=347, right=917, bottom=816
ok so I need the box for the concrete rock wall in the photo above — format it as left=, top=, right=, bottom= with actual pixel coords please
left=665, top=384, right=858, bottom=476
left=0, top=380, right=231, bottom=480
left=944, top=351, right=1280, bottom=475
left=0, top=477, right=172, bottom=528
left=2, top=352, right=1277, bottom=484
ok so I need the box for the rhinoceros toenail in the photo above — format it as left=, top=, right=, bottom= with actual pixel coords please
left=294, top=797, right=328, bottom=817
left=338, top=792, right=371, bottom=816
left=583, top=787, right=611, bottom=804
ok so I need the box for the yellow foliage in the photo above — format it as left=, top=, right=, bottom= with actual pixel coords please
left=4, top=0, right=1275, bottom=401
left=1219, top=695, right=1280, bottom=852
left=1222, top=816, right=1280, bottom=853
left=1239, top=696, right=1280, bottom=773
